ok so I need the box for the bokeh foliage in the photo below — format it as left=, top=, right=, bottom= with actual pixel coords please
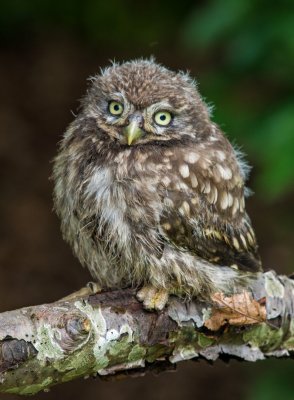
left=1, top=0, right=292, bottom=199
left=249, top=359, right=294, bottom=400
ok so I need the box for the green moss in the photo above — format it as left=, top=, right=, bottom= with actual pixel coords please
left=6, top=377, right=53, bottom=396
left=243, top=323, right=284, bottom=351
left=108, top=338, right=132, bottom=359
left=94, top=355, right=109, bottom=371
left=197, top=333, right=215, bottom=348
left=170, top=326, right=198, bottom=345
left=128, top=344, right=146, bottom=362
left=283, top=320, right=294, bottom=351
left=146, top=344, right=170, bottom=363
left=56, top=347, right=99, bottom=381
left=284, top=338, right=294, bottom=351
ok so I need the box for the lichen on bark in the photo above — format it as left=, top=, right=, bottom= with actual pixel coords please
left=0, top=270, right=293, bottom=395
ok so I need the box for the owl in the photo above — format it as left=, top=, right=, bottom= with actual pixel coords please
left=53, top=59, right=262, bottom=310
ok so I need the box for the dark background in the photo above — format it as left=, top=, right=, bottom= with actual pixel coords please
left=0, top=1, right=293, bottom=399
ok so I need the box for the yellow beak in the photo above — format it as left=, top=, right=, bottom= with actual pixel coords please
left=123, top=121, right=144, bottom=145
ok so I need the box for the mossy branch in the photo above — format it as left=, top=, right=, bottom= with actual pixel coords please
left=0, top=270, right=294, bottom=395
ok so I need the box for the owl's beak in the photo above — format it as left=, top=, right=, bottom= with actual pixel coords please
left=123, top=121, right=144, bottom=145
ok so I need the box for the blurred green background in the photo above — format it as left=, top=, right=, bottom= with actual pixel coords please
left=0, top=1, right=293, bottom=399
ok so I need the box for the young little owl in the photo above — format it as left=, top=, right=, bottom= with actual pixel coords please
left=53, top=59, right=262, bottom=310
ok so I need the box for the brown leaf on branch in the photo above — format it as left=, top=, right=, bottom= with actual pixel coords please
left=204, top=291, right=267, bottom=331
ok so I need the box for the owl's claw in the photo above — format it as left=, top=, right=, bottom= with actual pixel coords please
left=86, top=281, right=101, bottom=294
left=60, top=281, right=101, bottom=301
left=136, top=285, right=169, bottom=311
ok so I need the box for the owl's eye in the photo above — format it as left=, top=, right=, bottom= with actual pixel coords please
left=109, top=101, right=124, bottom=116
left=154, top=111, right=172, bottom=126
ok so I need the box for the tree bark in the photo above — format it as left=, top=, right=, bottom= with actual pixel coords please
left=0, top=270, right=293, bottom=395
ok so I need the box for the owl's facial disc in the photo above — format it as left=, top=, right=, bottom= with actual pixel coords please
left=100, top=95, right=182, bottom=144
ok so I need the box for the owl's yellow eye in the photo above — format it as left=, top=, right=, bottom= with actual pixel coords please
left=154, top=111, right=172, bottom=126
left=109, top=101, right=124, bottom=116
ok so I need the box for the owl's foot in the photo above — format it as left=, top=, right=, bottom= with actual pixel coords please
left=136, top=285, right=169, bottom=311
left=60, top=282, right=101, bottom=301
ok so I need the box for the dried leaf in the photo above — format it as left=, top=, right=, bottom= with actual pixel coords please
left=204, top=291, right=267, bottom=331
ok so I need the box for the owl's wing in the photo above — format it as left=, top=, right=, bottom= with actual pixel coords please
left=158, top=145, right=262, bottom=272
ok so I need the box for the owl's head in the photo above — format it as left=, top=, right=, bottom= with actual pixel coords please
left=82, top=59, right=212, bottom=146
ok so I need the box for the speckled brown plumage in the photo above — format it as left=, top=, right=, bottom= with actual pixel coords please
left=53, top=59, right=262, bottom=310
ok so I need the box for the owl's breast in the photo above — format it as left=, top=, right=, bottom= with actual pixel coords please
left=83, top=161, right=162, bottom=259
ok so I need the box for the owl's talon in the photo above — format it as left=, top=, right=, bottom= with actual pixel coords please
left=60, top=282, right=101, bottom=301
left=137, top=285, right=169, bottom=311
left=86, top=281, right=101, bottom=294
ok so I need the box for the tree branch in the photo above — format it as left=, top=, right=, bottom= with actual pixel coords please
left=0, top=270, right=294, bottom=395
